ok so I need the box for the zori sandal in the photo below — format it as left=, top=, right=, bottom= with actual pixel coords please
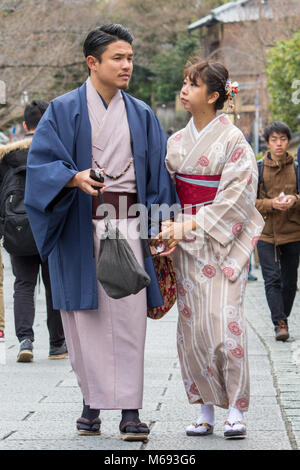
left=224, top=420, right=246, bottom=439
left=119, top=421, right=150, bottom=441
left=76, top=417, right=101, bottom=436
left=186, top=421, right=214, bottom=436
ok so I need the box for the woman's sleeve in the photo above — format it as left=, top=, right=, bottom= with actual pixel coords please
left=194, top=134, right=258, bottom=248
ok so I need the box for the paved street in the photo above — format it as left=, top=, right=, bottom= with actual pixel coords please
left=0, top=248, right=299, bottom=451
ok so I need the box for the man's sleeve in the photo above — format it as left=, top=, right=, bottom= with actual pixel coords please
left=25, top=102, right=79, bottom=260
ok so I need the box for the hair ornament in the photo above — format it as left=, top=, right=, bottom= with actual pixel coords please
left=225, top=79, right=239, bottom=109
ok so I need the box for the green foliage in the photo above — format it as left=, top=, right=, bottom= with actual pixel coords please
left=128, top=34, right=198, bottom=106
left=266, top=30, right=300, bottom=132
left=152, top=34, right=198, bottom=105
left=127, top=64, right=155, bottom=105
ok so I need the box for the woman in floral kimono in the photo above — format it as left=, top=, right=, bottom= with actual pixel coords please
left=156, top=60, right=264, bottom=439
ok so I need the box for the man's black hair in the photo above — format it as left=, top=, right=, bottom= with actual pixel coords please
left=263, top=121, right=292, bottom=142
left=83, top=24, right=133, bottom=67
left=24, top=100, right=48, bottom=131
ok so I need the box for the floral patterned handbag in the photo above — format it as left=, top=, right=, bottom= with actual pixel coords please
left=147, top=255, right=177, bottom=320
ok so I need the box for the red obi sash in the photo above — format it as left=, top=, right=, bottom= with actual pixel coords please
left=175, top=173, right=221, bottom=214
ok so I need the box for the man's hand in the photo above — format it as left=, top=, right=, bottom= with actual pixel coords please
left=65, top=169, right=106, bottom=196
left=272, top=195, right=297, bottom=211
left=285, top=195, right=297, bottom=209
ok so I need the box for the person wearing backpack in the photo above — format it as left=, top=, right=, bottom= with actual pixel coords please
left=256, top=121, right=300, bottom=342
left=0, top=100, right=67, bottom=362
left=0, top=248, right=4, bottom=341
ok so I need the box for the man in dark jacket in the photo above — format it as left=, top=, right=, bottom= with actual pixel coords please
left=256, top=121, right=300, bottom=342
left=0, top=100, right=67, bottom=362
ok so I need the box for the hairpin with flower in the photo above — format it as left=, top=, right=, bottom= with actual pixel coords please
left=225, top=79, right=239, bottom=110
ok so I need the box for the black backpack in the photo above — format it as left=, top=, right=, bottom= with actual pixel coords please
left=257, top=158, right=299, bottom=196
left=0, top=164, right=38, bottom=256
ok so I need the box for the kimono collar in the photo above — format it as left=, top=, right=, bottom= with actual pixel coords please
left=86, top=76, right=121, bottom=112
left=191, top=113, right=226, bottom=140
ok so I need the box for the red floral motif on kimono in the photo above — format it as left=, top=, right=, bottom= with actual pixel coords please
left=232, top=222, right=243, bottom=236
left=247, top=174, right=253, bottom=185
left=202, top=365, right=214, bottom=378
left=251, top=236, right=260, bottom=247
left=231, top=147, right=245, bottom=163
left=173, top=132, right=183, bottom=141
left=177, top=282, right=187, bottom=297
left=219, top=115, right=229, bottom=125
left=198, top=156, right=209, bottom=167
left=202, top=265, right=216, bottom=278
left=189, top=383, right=200, bottom=396
left=230, top=344, right=244, bottom=358
left=235, top=397, right=249, bottom=411
left=183, top=235, right=197, bottom=243
left=181, top=304, right=192, bottom=318
left=228, top=321, right=242, bottom=336
left=223, top=267, right=235, bottom=278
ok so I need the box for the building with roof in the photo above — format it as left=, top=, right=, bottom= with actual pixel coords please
left=188, top=0, right=272, bottom=35
left=186, top=0, right=300, bottom=152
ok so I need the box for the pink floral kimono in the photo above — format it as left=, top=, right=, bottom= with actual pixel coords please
left=165, top=114, right=264, bottom=411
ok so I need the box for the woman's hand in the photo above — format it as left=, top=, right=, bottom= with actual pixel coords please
left=156, top=219, right=196, bottom=256
left=65, top=169, right=106, bottom=196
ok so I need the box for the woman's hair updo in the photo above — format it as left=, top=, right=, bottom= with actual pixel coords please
left=184, top=59, right=229, bottom=111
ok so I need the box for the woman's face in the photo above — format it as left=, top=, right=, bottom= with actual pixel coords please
left=180, top=76, right=217, bottom=114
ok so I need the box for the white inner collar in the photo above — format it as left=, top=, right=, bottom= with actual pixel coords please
left=192, top=113, right=225, bottom=139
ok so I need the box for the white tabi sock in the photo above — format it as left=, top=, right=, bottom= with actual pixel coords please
left=198, top=404, right=215, bottom=426
left=227, top=405, right=244, bottom=424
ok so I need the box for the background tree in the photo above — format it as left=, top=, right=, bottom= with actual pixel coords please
left=266, top=30, right=300, bottom=132
left=0, top=0, right=111, bottom=129
left=151, top=35, right=198, bottom=105
left=0, top=0, right=212, bottom=128
left=2, top=0, right=294, bottom=132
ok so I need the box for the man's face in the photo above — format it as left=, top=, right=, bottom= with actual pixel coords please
left=267, top=132, right=290, bottom=158
left=90, top=40, right=133, bottom=90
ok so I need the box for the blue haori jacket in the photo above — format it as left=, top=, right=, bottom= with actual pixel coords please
left=24, top=82, right=179, bottom=311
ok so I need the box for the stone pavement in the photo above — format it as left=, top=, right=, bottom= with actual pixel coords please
left=0, top=248, right=299, bottom=451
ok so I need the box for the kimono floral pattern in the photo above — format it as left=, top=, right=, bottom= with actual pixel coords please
left=166, top=115, right=264, bottom=410
left=198, top=156, right=209, bottom=167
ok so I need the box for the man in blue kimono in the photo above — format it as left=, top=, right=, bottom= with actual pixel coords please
left=25, top=24, right=179, bottom=441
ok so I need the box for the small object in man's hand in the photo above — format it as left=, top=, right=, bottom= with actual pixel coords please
left=90, top=168, right=104, bottom=185
left=278, top=192, right=287, bottom=203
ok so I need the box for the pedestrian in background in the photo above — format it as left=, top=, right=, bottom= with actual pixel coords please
left=0, top=248, right=4, bottom=340
left=256, top=121, right=300, bottom=342
left=0, top=100, right=67, bottom=362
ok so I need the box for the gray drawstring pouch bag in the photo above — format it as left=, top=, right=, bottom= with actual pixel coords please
left=96, top=191, right=151, bottom=299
